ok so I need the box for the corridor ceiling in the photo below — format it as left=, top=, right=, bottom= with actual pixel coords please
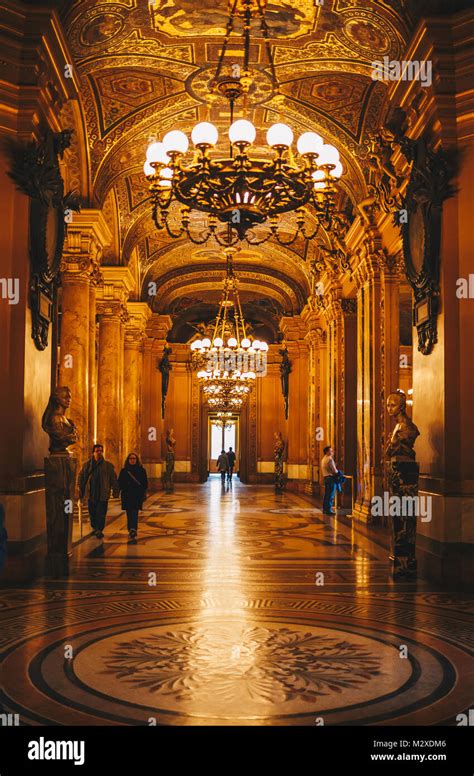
left=60, top=0, right=413, bottom=332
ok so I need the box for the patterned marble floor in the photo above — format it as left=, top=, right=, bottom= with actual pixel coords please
left=1, top=478, right=473, bottom=726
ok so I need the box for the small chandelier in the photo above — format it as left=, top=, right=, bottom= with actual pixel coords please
left=190, top=247, right=267, bottom=409
left=144, top=0, right=345, bottom=245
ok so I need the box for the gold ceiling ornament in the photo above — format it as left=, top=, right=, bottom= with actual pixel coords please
left=190, top=247, right=268, bottom=411
left=144, top=0, right=345, bottom=246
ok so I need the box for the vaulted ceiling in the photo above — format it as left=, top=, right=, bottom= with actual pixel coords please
left=60, top=0, right=413, bottom=337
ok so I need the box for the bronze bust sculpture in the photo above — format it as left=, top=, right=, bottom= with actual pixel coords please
left=385, top=390, right=419, bottom=460
left=41, top=386, right=78, bottom=454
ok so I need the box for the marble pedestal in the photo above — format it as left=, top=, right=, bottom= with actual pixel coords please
left=44, top=454, right=77, bottom=578
left=388, top=459, right=419, bottom=580
left=163, top=452, right=175, bottom=493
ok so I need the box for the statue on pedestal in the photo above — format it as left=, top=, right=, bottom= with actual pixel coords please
left=385, top=390, right=420, bottom=579
left=274, top=431, right=285, bottom=492
left=163, top=428, right=176, bottom=493
left=41, top=386, right=78, bottom=578
left=41, top=386, right=78, bottom=453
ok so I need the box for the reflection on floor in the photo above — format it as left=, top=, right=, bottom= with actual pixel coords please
left=1, top=479, right=473, bottom=726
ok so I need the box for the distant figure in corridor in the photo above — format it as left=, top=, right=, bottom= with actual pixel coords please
left=216, top=449, right=229, bottom=486
left=227, top=446, right=236, bottom=481
left=321, top=445, right=339, bottom=516
left=118, top=453, right=148, bottom=541
left=78, top=444, right=119, bottom=539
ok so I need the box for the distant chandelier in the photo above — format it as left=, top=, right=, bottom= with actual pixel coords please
left=144, top=0, right=345, bottom=246
left=190, top=247, right=267, bottom=410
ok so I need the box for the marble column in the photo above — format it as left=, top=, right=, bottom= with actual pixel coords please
left=88, top=268, right=101, bottom=447
left=96, top=299, right=127, bottom=471
left=58, top=259, right=91, bottom=467
left=280, top=317, right=310, bottom=490
left=353, top=231, right=385, bottom=521
left=58, top=213, right=111, bottom=467
left=302, top=306, right=327, bottom=495
left=123, top=303, right=151, bottom=458
left=141, top=314, right=173, bottom=487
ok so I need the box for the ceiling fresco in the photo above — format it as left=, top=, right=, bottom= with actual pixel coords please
left=61, top=0, right=411, bottom=319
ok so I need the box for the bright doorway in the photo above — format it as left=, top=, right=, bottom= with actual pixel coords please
left=208, top=414, right=239, bottom=475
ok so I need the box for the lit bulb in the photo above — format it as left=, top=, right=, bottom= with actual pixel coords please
left=297, top=132, right=323, bottom=156
left=201, top=338, right=211, bottom=348
left=266, top=123, right=293, bottom=148
left=318, top=144, right=340, bottom=166
left=229, top=119, right=256, bottom=146
left=312, top=169, right=325, bottom=182
left=241, top=338, right=251, bottom=348
left=191, top=122, right=218, bottom=147
left=228, top=337, right=237, bottom=347
left=213, top=337, right=223, bottom=347
left=314, top=181, right=326, bottom=191
left=162, top=130, right=189, bottom=154
left=160, top=167, right=173, bottom=180
left=143, top=160, right=154, bottom=177
left=260, top=342, right=269, bottom=351
left=330, top=160, right=343, bottom=178
left=252, top=340, right=261, bottom=350
left=146, top=142, right=170, bottom=165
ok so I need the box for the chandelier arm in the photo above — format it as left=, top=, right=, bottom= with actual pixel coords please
left=245, top=230, right=272, bottom=246
left=301, top=221, right=321, bottom=241
left=184, top=227, right=213, bottom=246
left=162, top=213, right=186, bottom=240
left=273, top=227, right=301, bottom=247
left=152, top=201, right=166, bottom=230
left=213, top=228, right=239, bottom=247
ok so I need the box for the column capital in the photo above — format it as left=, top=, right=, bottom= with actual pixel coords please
left=61, top=210, right=113, bottom=285
left=147, top=313, right=173, bottom=342
left=279, top=315, right=308, bottom=342
left=96, top=299, right=128, bottom=324
left=97, top=266, right=135, bottom=320
left=125, top=302, right=152, bottom=347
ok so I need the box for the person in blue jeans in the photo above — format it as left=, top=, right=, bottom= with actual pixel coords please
left=321, top=445, right=338, bottom=516
left=78, top=444, right=119, bottom=539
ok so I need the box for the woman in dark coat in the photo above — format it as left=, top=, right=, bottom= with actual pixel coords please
left=118, top=453, right=148, bottom=540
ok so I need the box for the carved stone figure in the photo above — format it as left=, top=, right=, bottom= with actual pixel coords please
left=274, top=431, right=285, bottom=492
left=279, top=348, right=291, bottom=420
left=41, top=386, right=78, bottom=454
left=385, top=390, right=420, bottom=579
left=163, top=427, right=176, bottom=493
left=158, top=346, right=173, bottom=419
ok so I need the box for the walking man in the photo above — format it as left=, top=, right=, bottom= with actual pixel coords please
left=78, top=444, right=119, bottom=539
left=321, top=445, right=338, bottom=516
left=216, top=449, right=229, bottom=486
left=227, top=446, right=236, bottom=481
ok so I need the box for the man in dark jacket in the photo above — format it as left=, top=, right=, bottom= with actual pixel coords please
left=227, top=447, right=236, bottom=481
left=78, top=444, right=119, bottom=539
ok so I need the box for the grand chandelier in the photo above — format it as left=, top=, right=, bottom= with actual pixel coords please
left=144, top=0, right=345, bottom=246
left=190, top=247, right=267, bottom=410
